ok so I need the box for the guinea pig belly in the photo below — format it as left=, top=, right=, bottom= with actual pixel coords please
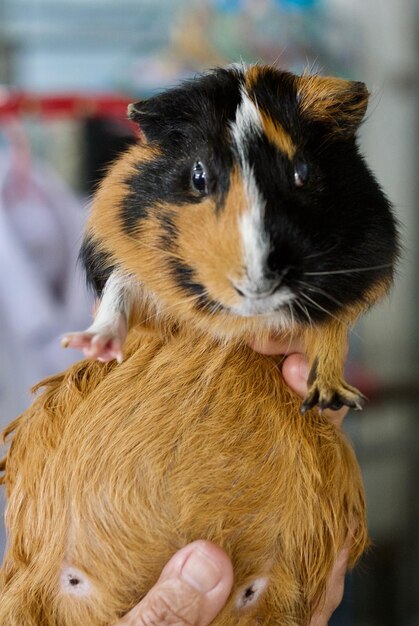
left=0, top=329, right=367, bottom=626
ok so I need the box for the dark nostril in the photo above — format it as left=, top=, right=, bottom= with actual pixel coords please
left=265, top=275, right=283, bottom=293
left=233, top=285, right=245, bottom=297
left=267, top=268, right=289, bottom=283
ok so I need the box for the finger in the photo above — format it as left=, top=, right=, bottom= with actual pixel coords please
left=282, top=354, right=349, bottom=428
left=116, top=541, right=233, bottom=626
left=248, top=335, right=305, bottom=355
left=310, top=546, right=350, bottom=626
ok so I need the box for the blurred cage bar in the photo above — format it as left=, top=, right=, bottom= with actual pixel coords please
left=0, top=1, right=418, bottom=625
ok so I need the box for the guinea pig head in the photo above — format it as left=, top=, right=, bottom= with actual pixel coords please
left=90, top=65, right=398, bottom=339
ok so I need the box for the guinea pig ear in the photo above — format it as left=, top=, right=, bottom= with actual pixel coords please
left=127, top=96, right=187, bottom=145
left=127, top=101, right=157, bottom=142
left=127, top=101, right=143, bottom=124
left=297, top=75, right=369, bottom=137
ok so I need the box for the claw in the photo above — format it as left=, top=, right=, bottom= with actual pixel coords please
left=300, top=389, right=319, bottom=415
left=301, top=382, right=366, bottom=414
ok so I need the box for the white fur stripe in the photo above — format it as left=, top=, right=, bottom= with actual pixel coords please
left=230, top=87, right=262, bottom=162
left=231, top=87, right=270, bottom=285
left=239, top=165, right=269, bottom=284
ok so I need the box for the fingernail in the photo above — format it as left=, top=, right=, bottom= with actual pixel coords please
left=181, top=548, right=222, bottom=593
left=299, top=360, right=310, bottom=381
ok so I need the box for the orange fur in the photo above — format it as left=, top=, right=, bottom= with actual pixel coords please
left=297, top=74, right=369, bottom=137
left=176, top=169, right=249, bottom=308
left=258, top=112, right=296, bottom=159
left=1, top=328, right=367, bottom=625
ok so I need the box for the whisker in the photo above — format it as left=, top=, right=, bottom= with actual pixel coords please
left=349, top=324, right=365, bottom=344
left=305, top=263, right=393, bottom=276
left=303, top=302, right=314, bottom=329
left=297, top=280, right=344, bottom=309
left=293, top=299, right=313, bottom=328
left=202, top=298, right=224, bottom=317
left=298, top=289, right=364, bottom=341
left=303, top=243, right=339, bottom=261
left=285, top=303, right=296, bottom=354
left=300, top=283, right=364, bottom=340
left=300, top=292, right=344, bottom=326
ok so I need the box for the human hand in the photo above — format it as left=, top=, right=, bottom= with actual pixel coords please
left=248, top=336, right=349, bottom=428
left=310, top=543, right=350, bottom=626
left=115, top=540, right=233, bottom=626
left=116, top=538, right=348, bottom=626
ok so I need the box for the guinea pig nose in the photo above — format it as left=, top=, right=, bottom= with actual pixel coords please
left=232, top=275, right=283, bottom=299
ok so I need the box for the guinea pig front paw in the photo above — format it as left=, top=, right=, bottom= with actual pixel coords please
left=301, top=380, right=365, bottom=414
left=62, top=330, right=124, bottom=363
left=61, top=316, right=127, bottom=364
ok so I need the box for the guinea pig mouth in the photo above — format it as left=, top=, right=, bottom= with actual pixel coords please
left=229, top=287, right=295, bottom=317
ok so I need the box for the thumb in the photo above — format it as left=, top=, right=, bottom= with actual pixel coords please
left=116, top=541, right=234, bottom=626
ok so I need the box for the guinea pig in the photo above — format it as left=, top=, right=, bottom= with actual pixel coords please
left=61, top=64, right=398, bottom=413
left=1, top=64, right=399, bottom=626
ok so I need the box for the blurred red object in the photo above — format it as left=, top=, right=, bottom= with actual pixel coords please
left=0, top=89, right=135, bottom=125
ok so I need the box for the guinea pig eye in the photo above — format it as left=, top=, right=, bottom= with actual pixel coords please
left=191, top=161, right=208, bottom=195
left=294, top=159, right=309, bottom=188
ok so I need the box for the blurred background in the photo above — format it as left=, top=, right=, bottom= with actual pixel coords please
left=0, top=0, right=417, bottom=624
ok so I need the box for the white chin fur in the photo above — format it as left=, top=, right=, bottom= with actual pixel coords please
left=230, top=289, right=295, bottom=318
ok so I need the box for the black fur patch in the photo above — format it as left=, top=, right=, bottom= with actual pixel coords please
left=170, top=261, right=204, bottom=296
left=121, top=69, right=242, bottom=234
left=79, top=236, right=115, bottom=296
left=121, top=156, right=204, bottom=234
left=169, top=259, right=221, bottom=313
left=288, top=141, right=398, bottom=324
left=158, top=209, right=179, bottom=251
